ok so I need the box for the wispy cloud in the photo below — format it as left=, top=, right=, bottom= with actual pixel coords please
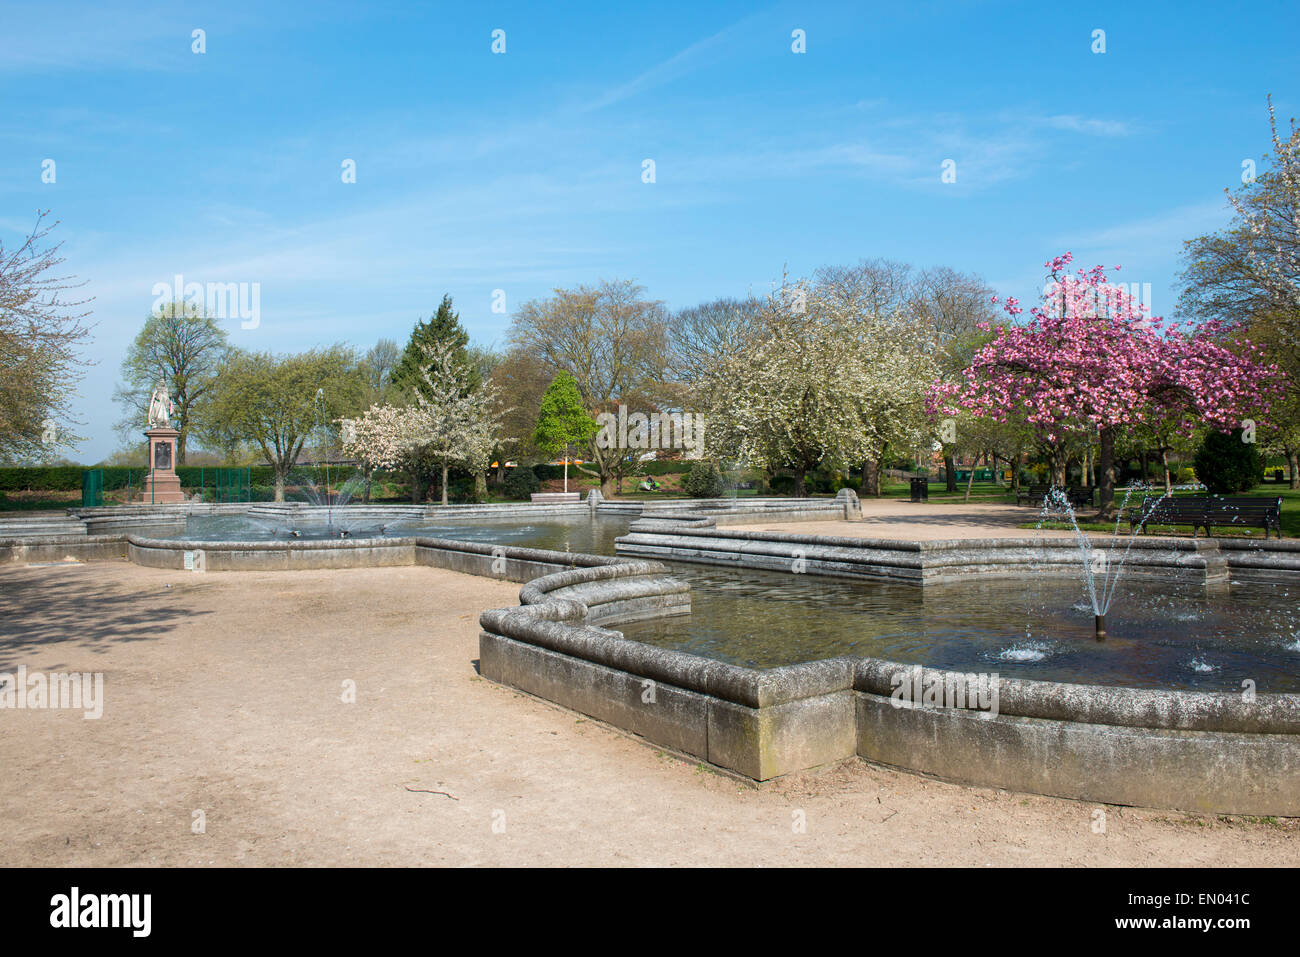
left=1059, top=200, right=1231, bottom=251
left=577, top=10, right=770, bottom=112
left=1039, top=114, right=1133, bottom=137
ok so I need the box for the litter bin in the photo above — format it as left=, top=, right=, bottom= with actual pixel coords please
left=909, top=477, right=929, bottom=503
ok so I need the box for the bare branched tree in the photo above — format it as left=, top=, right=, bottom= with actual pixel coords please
left=509, top=279, right=670, bottom=495
left=0, top=211, right=94, bottom=460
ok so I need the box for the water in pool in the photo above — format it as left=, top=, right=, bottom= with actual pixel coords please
left=179, top=512, right=1300, bottom=692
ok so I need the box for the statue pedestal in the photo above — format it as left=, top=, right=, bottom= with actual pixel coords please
left=142, top=427, right=185, bottom=504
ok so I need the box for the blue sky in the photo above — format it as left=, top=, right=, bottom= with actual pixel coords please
left=3, top=0, right=1296, bottom=462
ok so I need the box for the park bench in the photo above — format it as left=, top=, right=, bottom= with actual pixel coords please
left=1129, top=495, right=1283, bottom=539
left=1015, top=484, right=1095, bottom=508
left=1015, top=484, right=1053, bottom=506
left=1066, top=486, right=1096, bottom=508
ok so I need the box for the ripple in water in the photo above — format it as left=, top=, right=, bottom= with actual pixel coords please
left=998, top=641, right=1053, bottom=662
left=1188, top=657, right=1218, bottom=673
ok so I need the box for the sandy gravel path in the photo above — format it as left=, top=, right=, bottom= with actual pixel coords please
left=1, top=560, right=1293, bottom=866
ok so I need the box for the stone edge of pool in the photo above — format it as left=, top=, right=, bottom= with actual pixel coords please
left=614, top=517, right=1300, bottom=587
left=4, top=497, right=1300, bottom=814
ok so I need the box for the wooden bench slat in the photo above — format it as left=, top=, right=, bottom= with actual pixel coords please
left=1130, top=495, right=1282, bottom=539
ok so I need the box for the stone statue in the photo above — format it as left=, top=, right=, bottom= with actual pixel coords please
left=147, top=381, right=173, bottom=429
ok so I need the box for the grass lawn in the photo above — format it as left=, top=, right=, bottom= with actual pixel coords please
left=881, top=480, right=1012, bottom=503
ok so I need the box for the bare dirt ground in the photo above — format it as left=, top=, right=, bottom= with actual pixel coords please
left=1, top=560, right=1294, bottom=866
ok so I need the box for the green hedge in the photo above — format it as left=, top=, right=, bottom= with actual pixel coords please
left=0, top=466, right=85, bottom=491
left=0, top=464, right=401, bottom=493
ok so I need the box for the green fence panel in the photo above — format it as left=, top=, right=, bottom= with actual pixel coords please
left=80, top=469, right=103, bottom=507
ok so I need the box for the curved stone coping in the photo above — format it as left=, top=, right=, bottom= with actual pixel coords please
left=854, top=658, right=1300, bottom=735
left=481, top=581, right=850, bottom=711
left=518, top=559, right=672, bottom=604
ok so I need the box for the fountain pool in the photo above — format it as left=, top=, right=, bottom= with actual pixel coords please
left=163, top=509, right=1300, bottom=693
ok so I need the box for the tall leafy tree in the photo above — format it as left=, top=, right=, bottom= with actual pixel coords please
left=509, top=279, right=669, bottom=496
left=406, top=340, right=501, bottom=505
left=486, top=348, right=553, bottom=484
left=360, top=338, right=401, bottom=406
left=533, top=371, right=599, bottom=494
left=935, top=253, right=1278, bottom=517
left=113, top=300, right=229, bottom=462
left=702, top=278, right=937, bottom=497
left=204, top=346, right=365, bottom=500
left=392, top=295, right=477, bottom=401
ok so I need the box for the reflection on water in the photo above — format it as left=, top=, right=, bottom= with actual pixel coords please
left=177, top=512, right=1300, bottom=693
left=410, top=515, right=627, bottom=555
left=620, top=569, right=1300, bottom=693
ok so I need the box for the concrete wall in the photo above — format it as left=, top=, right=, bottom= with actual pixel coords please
left=477, top=562, right=858, bottom=781
left=616, top=521, right=1300, bottom=587
left=853, top=658, right=1300, bottom=816
left=0, top=536, right=127, bottom=565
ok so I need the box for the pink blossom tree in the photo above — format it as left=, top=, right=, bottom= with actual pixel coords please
left=930, top=253, right=1278, bottom=516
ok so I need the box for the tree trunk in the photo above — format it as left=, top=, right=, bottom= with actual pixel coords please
left=1052, top=451, right=1067, bottom=487
left=601, top=474, right=615, bottom=498
left=793, top=465, right=808, bottom=498
left=274, top=469, right=286, bottom=503
left=963, top=460, right=977, bottom=503
left=1098, top=427, right=1117, bottom=518
left=441, top=463, right=450, bottom=506
left=474, top=470, right=487, bottom=502
left=363, top=464, right=373, bottom=504
left=1288, top=448, right=1300, bottom=490
left=1160, top=448, right=1172, bottom=494
left=944, top=453, right=957, bottom=493
left=861, top=458, right=882, bottom=497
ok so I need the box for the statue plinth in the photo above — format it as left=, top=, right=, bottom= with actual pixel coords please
left=142, top=427, right=185, bottom=503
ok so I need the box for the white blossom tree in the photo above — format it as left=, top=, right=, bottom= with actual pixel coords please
left=344, top=340, right=501, bottom=505
left=701, top=279, right=936, bottom=496
left=340, top=403, right=417, bottom=502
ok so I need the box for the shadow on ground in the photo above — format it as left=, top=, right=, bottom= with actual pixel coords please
left=0, top=564, right=205, bottom=670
